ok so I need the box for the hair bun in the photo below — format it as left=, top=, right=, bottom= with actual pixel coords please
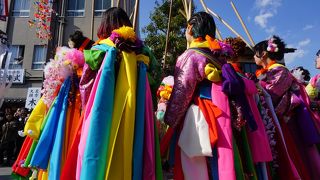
left=284, top=48, right=296, bottom=53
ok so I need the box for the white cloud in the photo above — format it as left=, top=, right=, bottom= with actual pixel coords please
left=285, top=49, right=306, bottom=64
left=298, top=38, right=311, bottom=47
left=254, top=0, right=282, bottom=31
left=255, top=0, right=282, bottom=8
left=254, top=12, right=274, bottom=28
left=284, top=38, right=311, bottom=64
left=266, top=26, right=276, bottom=34
left=303, top=25, right=314, bottom=31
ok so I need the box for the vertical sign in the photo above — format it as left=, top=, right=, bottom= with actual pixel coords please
left=25, top=87, right=41, bottom=109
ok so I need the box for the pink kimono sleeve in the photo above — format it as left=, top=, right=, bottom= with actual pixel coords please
left=164, top=51, right=206, bottom=128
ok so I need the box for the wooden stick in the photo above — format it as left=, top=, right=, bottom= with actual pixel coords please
left=124, top=0, right=127, bottom=11
left=181, top=0, right=188, bottom=19
left=178, top=9, right=187, bottom=19
left=199, top=0, right=208, bottom=12
left=207, top=8, right=253, bottom=50
left=188, top=0, right=192, bottom=20
left=163, top=0, right=173, bottom=69
left=215, top=28, right=223, bottom=40
left=199, top=0, right=223, bottom=40
left=133, top=0, right=139, bottom=31
left=230, top=1, right=255, bottom=46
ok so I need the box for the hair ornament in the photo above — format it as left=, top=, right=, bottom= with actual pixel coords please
left=267, top=37, right=279, bottom=52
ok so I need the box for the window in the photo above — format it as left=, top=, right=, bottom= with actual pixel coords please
left=241, top=63, right=257, bottom=74
left=94, top=0, right=111, bottom=16
left=7, top=45, right=24, bottom=69
left=12, top=0, right=30, bottom=17
left=66, top=0, right=85, bottom=17
left=32, top=45, right=47, bottom=70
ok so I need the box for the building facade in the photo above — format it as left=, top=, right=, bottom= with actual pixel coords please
left=0, top=0, right=136, bottom=109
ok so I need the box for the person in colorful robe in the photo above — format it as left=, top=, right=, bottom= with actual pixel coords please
left=253, top=36, right=320, bottom=179
left=71, top=7, right=162, bottom=180
left=223, top=37, right=273, bottom=179
left=164, top=11, right=238, bottom=180
left=306, top=50, right=320, bottom=110
left=290, top=66, right=311, bottom=86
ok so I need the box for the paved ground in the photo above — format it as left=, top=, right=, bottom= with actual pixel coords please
left=0, top=167, right=13, bottom=180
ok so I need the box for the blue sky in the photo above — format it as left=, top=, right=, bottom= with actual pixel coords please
left=138, top=0, right=320, bottom=77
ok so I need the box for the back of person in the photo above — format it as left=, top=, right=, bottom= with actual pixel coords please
left=68, top=31, right=94, bottom=51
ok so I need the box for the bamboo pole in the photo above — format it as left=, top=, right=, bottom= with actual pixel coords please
left=178, top=9, right=187, bottom=19
left=163, top=0, right=173, bottom=69
left=230, top=1, right=255, bottom=46
left=124, top=0, right=127, bottom=12
left=199, top=0, right=223, bottom=40
left=199, top=0, right=252, bottom=49
left=133, top=0, right=139, bottom=31
left=207, top=7, right=253, bottom=50
left=188, top=0, right=192, bottom=20
left=182, top=0, right=188, bottom=19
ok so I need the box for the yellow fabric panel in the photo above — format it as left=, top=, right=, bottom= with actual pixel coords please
left=99, top=38, right=116, bottom=47
left=306, top=83, right=318, bottom=100
left=41, top=170, right=48, bottom=180
left=24, top=98, right=47, bottom=140
left=205, top=63, right=222, bottom=82
left=189, top=40, right=210, bottom=49
left=268, top=63, right=285, bottom=70
left=105, top=51, right=137, bottom=180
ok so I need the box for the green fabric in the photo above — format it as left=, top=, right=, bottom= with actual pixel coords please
left=11, top=172, right=32, bottom=180
left=268, top=162, right=279, bottom=180
left=84, top=49, right=105, bottom=70
left=24, top=99, right=54, bottom=167
left=142, top=46, right=161, bottom=108
left=154, top=119, right=163, bottom=180
left=141, top=46, right=160, bottom=76
left=24, top=141, right=37, bottom=167
left=240, top=128, right=258, bottom=180
left=233, top=136, right=245, bottom=180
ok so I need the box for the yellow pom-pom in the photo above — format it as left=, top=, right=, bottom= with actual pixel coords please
left=113, top=26, right=136, bottom=42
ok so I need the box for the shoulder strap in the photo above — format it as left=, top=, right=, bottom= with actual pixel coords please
left=188, top=48, right=224, bottom=69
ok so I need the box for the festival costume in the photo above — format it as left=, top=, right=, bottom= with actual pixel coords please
left=13, top=47, right=86, bottom=179
left=164, top=39, right=236, bottom=180
left=76, top=26, right=162, bottom=180
left=258, top=62, right=320, bottom=179
left=161, top=37, right=319, bottom=180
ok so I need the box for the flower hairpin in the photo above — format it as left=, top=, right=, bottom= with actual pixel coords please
left=267, top=38, right=279, bottom=52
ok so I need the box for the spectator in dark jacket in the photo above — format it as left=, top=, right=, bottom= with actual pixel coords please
left=0, top=109, right=18, bottom=165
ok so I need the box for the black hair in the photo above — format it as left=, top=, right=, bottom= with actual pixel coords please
left=187, top=12, right=216, bottom=39
left=97, top=7, right=132, bottom=39
left=253, top=35, right=287, bottom=61
left=69, top=30, right=94, bottom=50
left=69, top=31, right=86, bottom=49
left=316, top=49, right=320, bottom=56
left=290, top=66, right=311, bottom=82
